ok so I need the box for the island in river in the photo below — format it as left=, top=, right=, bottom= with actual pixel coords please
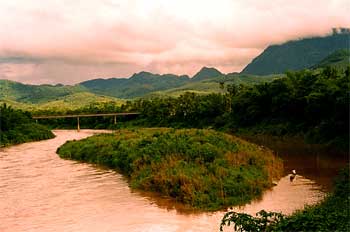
left=57, top=128, right=283, bottom=211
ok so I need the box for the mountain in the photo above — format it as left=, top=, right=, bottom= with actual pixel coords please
left=0, top=92, right=124, bottom=111
left=146, top=73, right=279, bottom=98
left=80, top=71, right=190, bottom=98
left=312, top=49, right=350, bottom=69
left=0, top=80, right=123, bottom=110
left=191, top=67, right=223, bottom=82
left=0, top=79, right=87, bottom=104
left=242, top=30, right=350, bottom=75
left=81, top=67, right=224, bottom=98
left=0, top=69, right=276, bottom=110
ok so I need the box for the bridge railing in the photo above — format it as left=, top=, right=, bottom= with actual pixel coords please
left=32, top=112, right=140, bottom=131
left=32, top=112, right=140, bottom=119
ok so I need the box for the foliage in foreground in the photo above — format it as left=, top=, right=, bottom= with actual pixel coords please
left=57, top=128, right=282, bottom=210
left=220, top=168, right=350, bottom=231
left=0, top=104, right=54, bottom=146
left=220, top=210, right=284, bottom=232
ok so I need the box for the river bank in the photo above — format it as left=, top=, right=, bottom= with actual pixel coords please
left=0, top=104, right=54, bottom=147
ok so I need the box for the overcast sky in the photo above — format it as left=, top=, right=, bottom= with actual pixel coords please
left=0, top=0, right=349, bottom=84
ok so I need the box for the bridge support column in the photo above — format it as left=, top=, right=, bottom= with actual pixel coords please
left=77, top=117, right=80, bottom=132
left=114, top=115, right=117, bottom=125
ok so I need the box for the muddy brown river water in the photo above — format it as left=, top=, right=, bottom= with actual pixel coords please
left=0, top=130, right=346, bottom=232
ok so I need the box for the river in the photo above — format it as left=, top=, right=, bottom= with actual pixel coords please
left=0, top=130, right=346, bottom=232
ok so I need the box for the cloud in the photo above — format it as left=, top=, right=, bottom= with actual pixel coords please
left=0, top=0, right=349, bottom=84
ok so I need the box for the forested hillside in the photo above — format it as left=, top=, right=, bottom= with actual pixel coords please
left=1, top=71, right=276, bottom=107
left=0, top=80, right=123, bottom=111
left=0, top=80, right=86, bottom=103
left=80, top=71, right=190, bottom=98
left=242, top=30, right=349, bottom=75
left=191, top=67, right=222, bottom=82
left=312, top=49, right=350, bottom=69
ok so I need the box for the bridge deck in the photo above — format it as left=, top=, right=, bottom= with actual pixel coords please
left=32, top=112, right=140, bottom=119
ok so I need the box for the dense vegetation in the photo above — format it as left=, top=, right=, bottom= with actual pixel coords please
left=242, top=29, right=349, bottom=75
left=57, top=128, right=282, bottom=210
left=26, top=65, right=349, bottom=150
left=124, top=66, right=349, bottom=150
left=220, top=168, right=350, bottom=231
left=0, top=104, right=54, bottom=146
left=312, top=49, right=350, bottom=69
left=230, top=66, right=349, bottom=149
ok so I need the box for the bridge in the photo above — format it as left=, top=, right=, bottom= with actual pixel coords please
left=33, top=112, right=140, bottom=131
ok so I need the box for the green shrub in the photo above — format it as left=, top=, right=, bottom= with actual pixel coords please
left=0, top=104, right=54, bottom=146
left=57, top=128, right=283, bottom=210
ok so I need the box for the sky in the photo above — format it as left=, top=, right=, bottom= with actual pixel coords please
left=0, top=0, right=349, bottom=84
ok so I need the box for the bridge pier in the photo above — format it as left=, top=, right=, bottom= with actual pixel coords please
left=77, top=117, right=80, bottom=132
left=114, top=115, right=117, bottom=125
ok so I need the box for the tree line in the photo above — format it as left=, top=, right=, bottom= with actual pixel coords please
left=0, top=104, right=54, bottom=146
left=32, top=66, right=349, bottom=150
left=126, top=66, right=349, bottom=149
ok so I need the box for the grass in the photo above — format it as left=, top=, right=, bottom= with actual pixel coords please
left=57, top=128, right=283, bottom=210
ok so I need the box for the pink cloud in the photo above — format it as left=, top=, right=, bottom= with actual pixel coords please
left=0, top=0, right=349, bottom=84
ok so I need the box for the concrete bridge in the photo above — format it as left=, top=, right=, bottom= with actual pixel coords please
left=33, top=112, right=140, bottom=131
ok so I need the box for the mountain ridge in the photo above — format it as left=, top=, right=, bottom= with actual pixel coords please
left=191, top=67, right=223, bottom=82
left=242, top=30, right=350, bottom=75
left=79, top=67, right=218, bottom=98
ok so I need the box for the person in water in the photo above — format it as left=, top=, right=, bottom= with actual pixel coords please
left=290, top=169, right=296, bottom=182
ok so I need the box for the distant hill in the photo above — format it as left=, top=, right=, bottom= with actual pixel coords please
left=191, top=67, right=222, bottom=82
left=0, top=80, right=123, bottom=111
left=0, top=92, right=124, bottom=111
left=80, top=67, right=223, bottom=99
left=80, top=71, right=190, bottom=98
left=312, top=49, right=350, bottom=69
left=242, top=30, right=350, bottom=75
left=0, top=62, right=285, bottom=109
left=147, top=74, right=279, bottom=98
left=0, top=68, right=277, bottom=110
left=0, top=79, right=87, bottom=104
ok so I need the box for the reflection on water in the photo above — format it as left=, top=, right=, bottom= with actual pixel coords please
left=0, top=130, right=336, bottom=232
left=231, top=175, right=324, bottom=216
left=240, top=134, right=349, bottom=191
